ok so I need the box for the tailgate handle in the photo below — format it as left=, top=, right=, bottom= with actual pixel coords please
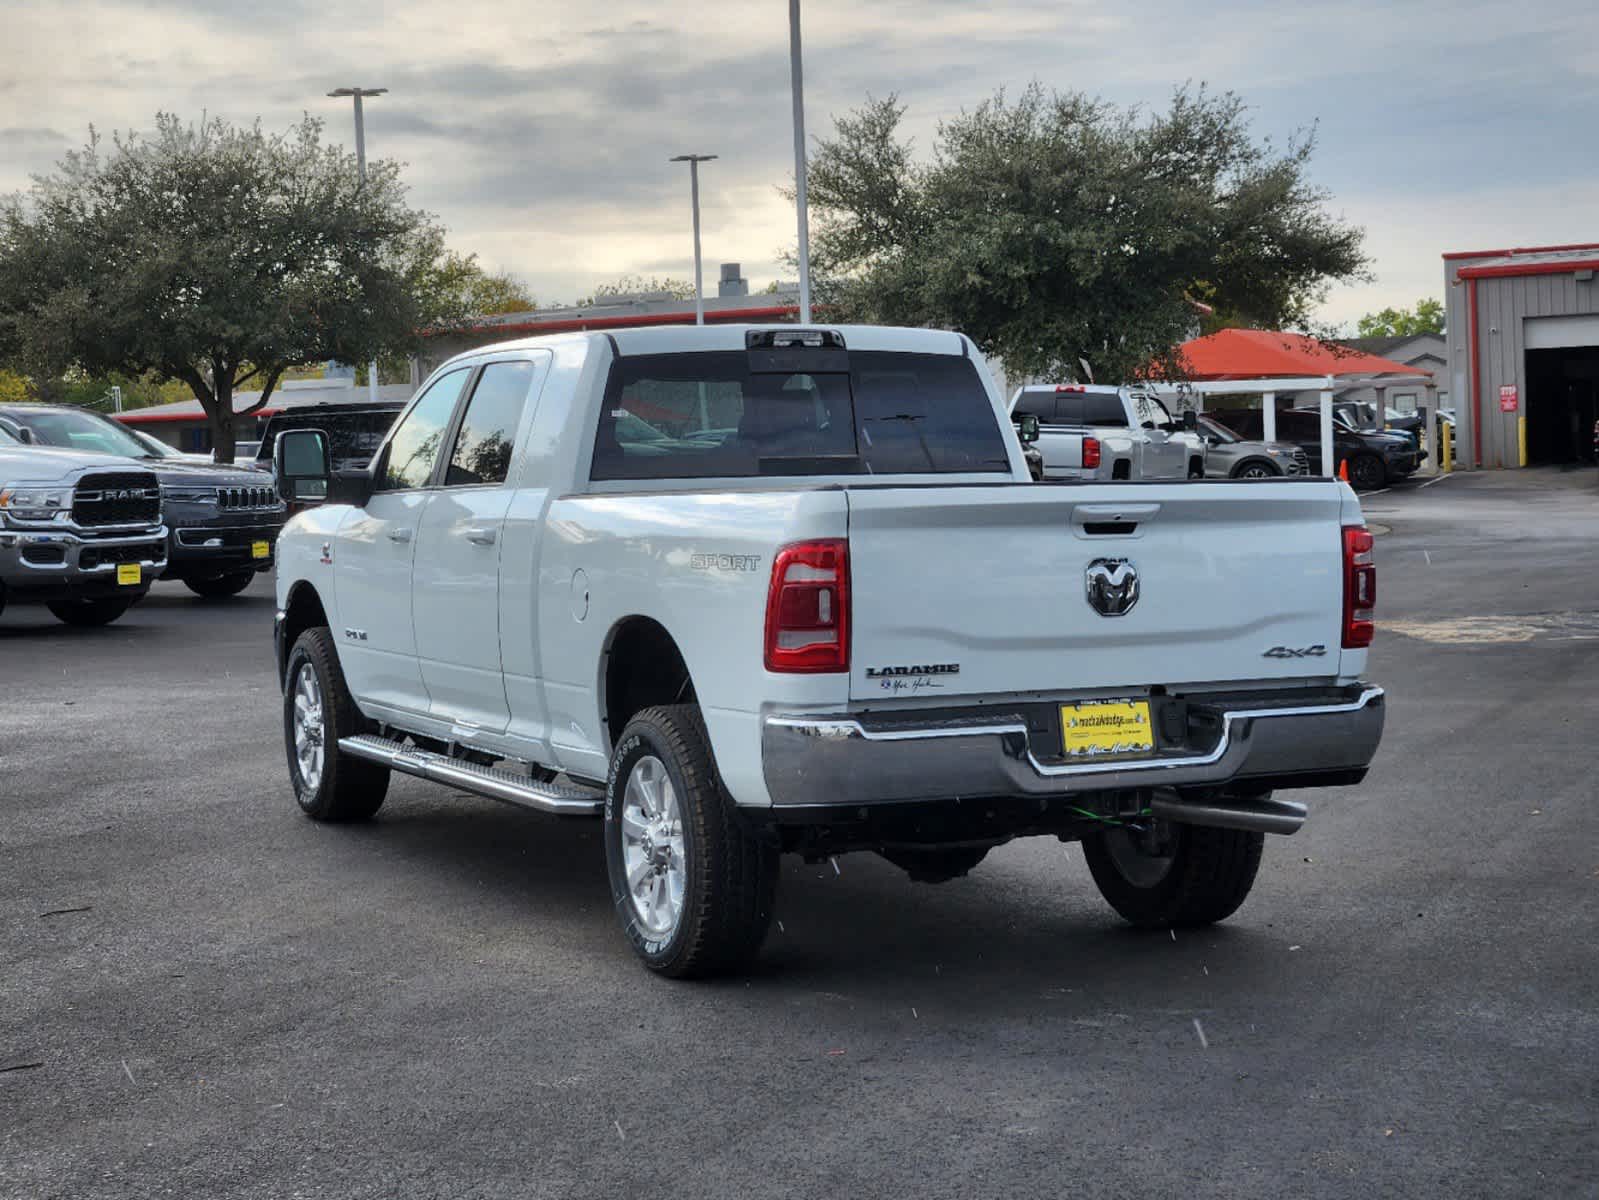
left=1072, top=503, right=1160, bottom=535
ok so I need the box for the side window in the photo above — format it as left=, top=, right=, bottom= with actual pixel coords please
left=380, top=368, right=470, bottom=491
left=445, top=361, right=536, bottom=486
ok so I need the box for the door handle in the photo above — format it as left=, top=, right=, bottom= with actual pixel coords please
left=465, top=527, right=497, bottom=546
left=387, top=527, right=413, bottom=544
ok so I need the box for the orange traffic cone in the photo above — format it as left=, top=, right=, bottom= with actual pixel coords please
left=1338, top=459, right=1350, bottom=482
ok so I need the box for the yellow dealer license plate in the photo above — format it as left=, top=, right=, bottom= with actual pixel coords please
left=251, top=541, right=270, bottom=560
left=116, top=563, right=142, bottom=586
left=1059, top=699, right=1154, bottom=759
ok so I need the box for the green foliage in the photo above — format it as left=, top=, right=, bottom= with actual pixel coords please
left=806, top=85, right=1369, bottom=382
left=0, top=113, right=479, bottom=460
left=577, top=274, right=698, bottom=306
left=463, top=267, right=537, bottom=315
left=1356, top=298, right=1444, bottom=338
left=0, top=368, right=30, bottom=404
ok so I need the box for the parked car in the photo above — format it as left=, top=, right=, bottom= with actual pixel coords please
left=0, top=439, right=168, bottom=625
left=0, top=405, right=286, bottom=598
left=1008, top=384, right=1205, bottom=481
left=1209, top=407, right=1418, bottom=489
left=1196, top=416, right=1309, bottom=478
left=1320, top=401, right=1427, bottom=465
left=272, top=324, right=1384, bottom=977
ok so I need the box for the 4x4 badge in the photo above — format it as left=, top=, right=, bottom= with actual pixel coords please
left=1263, top=644, right=1327, bottom=658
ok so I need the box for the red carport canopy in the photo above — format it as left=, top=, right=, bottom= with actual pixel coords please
left=1176, top=329, right=1431, bottom=381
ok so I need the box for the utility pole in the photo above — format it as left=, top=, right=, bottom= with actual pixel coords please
left=788, top=0, right=812, bottom=324
left=328, top=86, right=389, bottom=402
left=669, top=155, right=718, bottom=325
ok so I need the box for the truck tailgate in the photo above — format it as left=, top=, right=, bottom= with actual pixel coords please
left=846, top=482, right=1352, bottom=700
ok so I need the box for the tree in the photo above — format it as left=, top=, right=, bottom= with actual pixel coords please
left=576, top=274, right=697, bottom=306
left=0, top=113, right=479, bottom=461
left=463, top=267, right=537, bottom=315
left=805, top=85, right=1369, bottom=383
left=1356, top=298, right=1444, bottom=338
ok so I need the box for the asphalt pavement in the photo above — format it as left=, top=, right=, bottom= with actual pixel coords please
left=3, top=469, right=1596, bottom=1199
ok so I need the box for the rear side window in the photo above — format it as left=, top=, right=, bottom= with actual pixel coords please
left=380, top=368, right=470, bottom=490
left=1081, top=393, right=1130, bottom=427
left=446, top=361, right=535, bottom=486
left=591, top=351, right=1009, bottom=480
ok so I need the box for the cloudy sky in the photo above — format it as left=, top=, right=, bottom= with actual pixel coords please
left=3, top=0, right=1596, bottom=327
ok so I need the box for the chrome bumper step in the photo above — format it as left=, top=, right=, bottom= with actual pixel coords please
left=339, top=734, right=604, bottom=816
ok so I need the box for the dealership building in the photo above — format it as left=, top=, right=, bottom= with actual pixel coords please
left=1445, top=242, right=1599, bottom=468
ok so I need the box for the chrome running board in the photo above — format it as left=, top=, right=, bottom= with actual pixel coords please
left=339, top=734, right=604, bottom=816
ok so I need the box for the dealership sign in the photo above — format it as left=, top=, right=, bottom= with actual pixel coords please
left=1499, top=385, right=1519, bottom=413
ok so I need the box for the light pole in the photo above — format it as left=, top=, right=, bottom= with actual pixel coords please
left=788, top=0, right=812, bottom=324
left=669, top=154, right=718, bottom=325
left=328, top=86, right=388, bottom=402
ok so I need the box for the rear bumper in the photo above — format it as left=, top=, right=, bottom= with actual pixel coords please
left=761, top=684, right=1384, bottom=812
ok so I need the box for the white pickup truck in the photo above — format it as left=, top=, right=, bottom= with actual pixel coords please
left=1010, top=383, right=1207, bottom=481
left=272, top=324, right=1384, bottom=977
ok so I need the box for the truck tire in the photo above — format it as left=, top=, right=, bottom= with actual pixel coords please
left=47, top=597, right=134, bottom=627
left=185, top=570, right=256, bottom=599
left=1349, top=453, right=1387, bottom=490
left=1187, top=457, right=1204, bottom=479
left=879, top=845, right=990, bottom=883
left=1082, top=819, right=1263, bottom=928
left=604, top=704, right=778, bottom=978
left=283, top=627, right=388, bottom=822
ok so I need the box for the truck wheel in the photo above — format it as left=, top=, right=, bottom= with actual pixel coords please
left=47, top=597, right=134, bottom=627
left=1349, top=454, right=1387, bottom=490
left=185, top=570, right=256, bottom=599
left=1231, top=460, right=1280, bottom=479
left=1187, top=458, right=1204, bottom=479
left=1082, top=819, right=1263, bottom=928
left=604, top=705, right=778, bottom=978
left=879, top=845, right=989, bottom=883
left=283, top=627, right=388, bottom=822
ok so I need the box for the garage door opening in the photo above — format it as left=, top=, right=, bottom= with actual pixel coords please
left=1524, top=346, right=1599, bottom=466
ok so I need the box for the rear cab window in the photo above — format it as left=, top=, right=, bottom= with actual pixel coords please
left=591, top=347, right=1010, bottom=481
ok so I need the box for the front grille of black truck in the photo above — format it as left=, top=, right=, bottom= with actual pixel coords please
left=217, top=484, right=281, bottom=511
left=72, top=472, right=162, bottom=526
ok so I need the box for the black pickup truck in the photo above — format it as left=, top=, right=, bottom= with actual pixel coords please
left=0, top=405, right=287, bottom=598
left=1207, top=407, right=1420, bottom=490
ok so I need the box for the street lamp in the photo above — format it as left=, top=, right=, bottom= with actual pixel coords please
left=788, top=0, right=812, bottom=324
left=669, top=154, right=718, bottom=326
left=328, top=86, right=389, bottom=402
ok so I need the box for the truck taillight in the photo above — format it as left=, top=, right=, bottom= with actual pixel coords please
left=1342, top=526, right=1376, bottom=648
left=1083, top=437, right=1102, bottom=470
left=764, top=539, right=850, bottom=673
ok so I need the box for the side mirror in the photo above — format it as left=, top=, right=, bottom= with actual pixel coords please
left=274, top=429, right=332, bottom=504
left=16, top=426, right=35, bottom=445
left=1013, top=411, right=1041, bottom=446
left=1182, top=410, right=1198, bottom=432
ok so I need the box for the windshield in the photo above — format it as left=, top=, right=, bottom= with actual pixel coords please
left=592, top=350, right=1010, bottom=480
left=130, top=429, right=183, bottom=458
left=7, top=408, right=153, bottom=458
